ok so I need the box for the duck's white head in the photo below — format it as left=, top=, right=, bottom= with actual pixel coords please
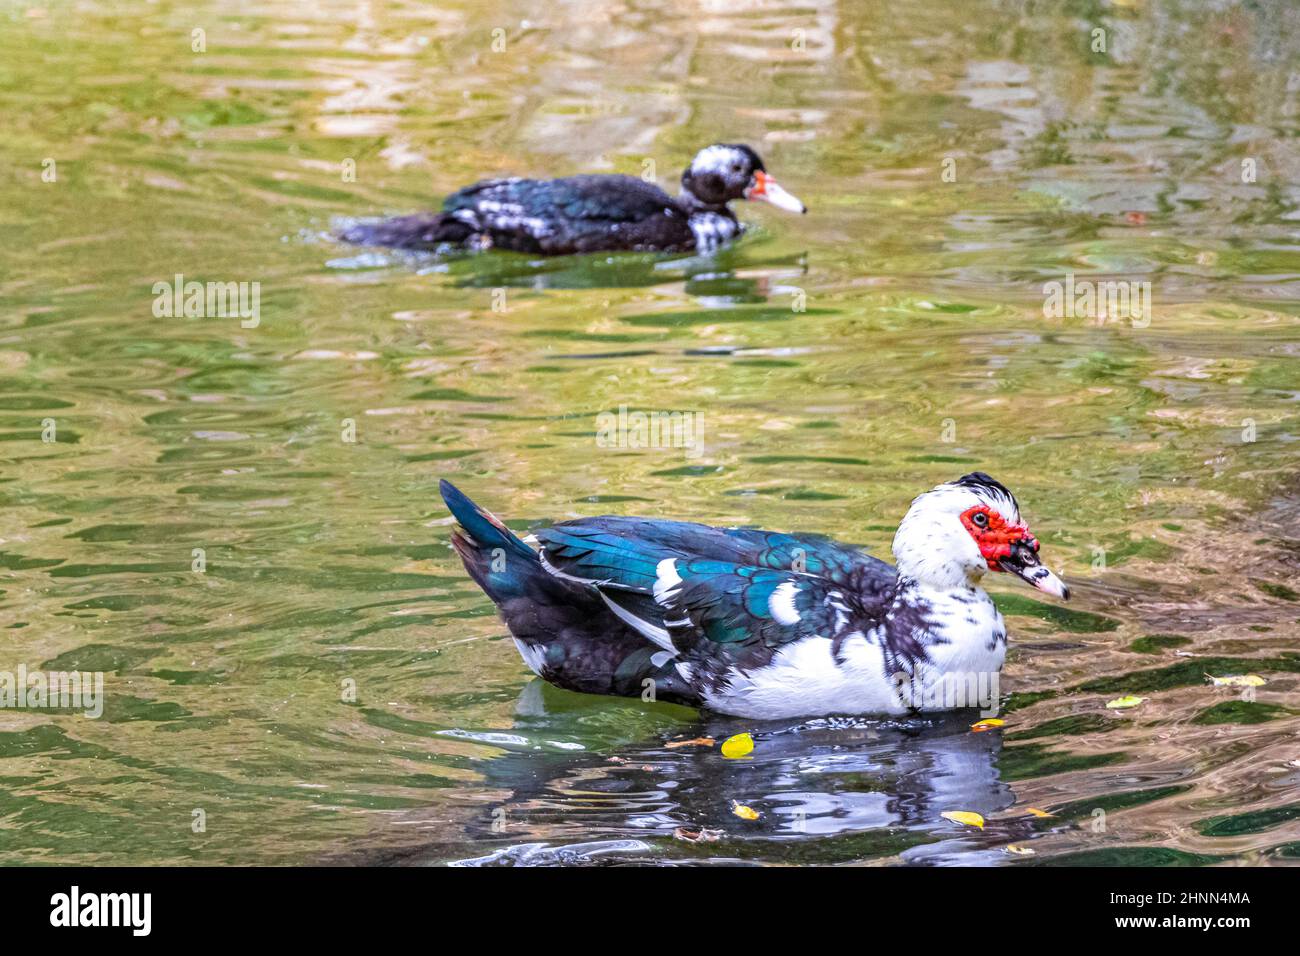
left=891, top=472, right=1069, bottom=599
left=680, top=144, right=806, bottom=213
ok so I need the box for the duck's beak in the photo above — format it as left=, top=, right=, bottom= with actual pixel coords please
left=1000, top=540, right=1070, bottom=601
left=745, top=171, right=806, bottom=214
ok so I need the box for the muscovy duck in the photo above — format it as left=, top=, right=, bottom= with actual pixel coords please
left=439, top=473, right=1069, bottom=719
left=339, top=144, right=805, bottom=255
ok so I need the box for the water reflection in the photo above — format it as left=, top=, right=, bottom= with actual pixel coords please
left=424, top=682, right=1020, bottom=866
left=326, top=229, right=807, bottom=295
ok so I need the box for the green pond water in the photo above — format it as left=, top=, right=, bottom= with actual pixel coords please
left=1, top=0, right=1299, bottom=865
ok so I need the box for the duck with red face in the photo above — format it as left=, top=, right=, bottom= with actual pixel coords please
left=959, top=500, right=1070, bottom=599
left=437, top=471, right=1069, bottom=719
left=889, top=472, right=1067, bottom=598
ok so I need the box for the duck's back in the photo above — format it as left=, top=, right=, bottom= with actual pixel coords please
left=443, top=174, right=696, bottom=254
left=539, top=516, right=894, bottom=591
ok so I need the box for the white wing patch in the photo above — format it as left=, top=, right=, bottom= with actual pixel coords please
left=652, top=558, right=683, bottom=604
left=600, top=592, right=675, bottom=654
left=768, top=581, right=802, bottom=625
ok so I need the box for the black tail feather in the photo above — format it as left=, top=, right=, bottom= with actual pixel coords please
left=438, top=480, right=701, bottom=706
left=440, top=480, right=541, bottom=603
left=338, top=212, right=475, bottom=250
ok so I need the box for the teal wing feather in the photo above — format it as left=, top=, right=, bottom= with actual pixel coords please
left=657, top=560, right=848, bottom=648
left=534, top=518, right=891, bottom=660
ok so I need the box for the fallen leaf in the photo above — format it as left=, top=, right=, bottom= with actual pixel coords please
left=1206, top=673, right=1266, bottom=687
left=1024, top=807, right=1054, bottom=818
left=665, top=737, right=714, bottom=749
left=720, top=732, right=755, bottom=759
left=673, top=826, right=723, bottom=843
left=1106, top=695, right=1148, bottom=709
left=1004, top=844, right=1036, bottom=856
left=940, top=810, right=985, bottom=829
left=730, top=801, right=761, bottom=821
left=970, top=718, right=1005, bottom=732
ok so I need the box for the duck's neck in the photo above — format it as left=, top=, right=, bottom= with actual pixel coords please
left=887, top=575, right=1005, bottom=657
left=677, top=189, right=731, bottom=217
left=883, top=577, right=1005, bottom=712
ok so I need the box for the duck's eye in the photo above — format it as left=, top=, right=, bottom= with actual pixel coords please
left=730, top=163, right=741, bottom=173
left=971, top=512, right=989, bottom=529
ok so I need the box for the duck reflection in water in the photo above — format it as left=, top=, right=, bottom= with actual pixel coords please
left=445, top=681, right=1026, bottom=866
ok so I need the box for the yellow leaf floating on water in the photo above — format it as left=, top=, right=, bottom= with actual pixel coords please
left=1004, top=844, right=1036, bottom=856
left=665, top=737, right=714, bottom=749
left=970, top=718, right=1005, bottom=732
left=1024, top=807, right=1055, bottom=818
left=1206, top=674, right=1266, bottom=687
left=720, top=732, right=755, bottom=759
left=1106, top=695, right=1148, bottom=709
left=940, top=810, right=985, bottom=829
left=730, top=801, right=760, bottom=821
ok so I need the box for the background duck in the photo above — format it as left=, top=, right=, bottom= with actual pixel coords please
left=439, top=473, right=1068, bottom=720
left=339, top=144, right=805, bottom=256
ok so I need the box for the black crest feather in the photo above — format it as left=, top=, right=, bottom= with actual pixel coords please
left=952, top=472, right=1019, bottom=515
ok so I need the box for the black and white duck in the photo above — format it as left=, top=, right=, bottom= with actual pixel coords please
left=339, top=144, right=805, bottom=255
left=438, top=473, right=1069, bottom=719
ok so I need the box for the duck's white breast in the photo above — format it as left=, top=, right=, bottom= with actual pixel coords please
left=701, top=631, right=906, bottom=719
left=700, top=588, right=1007, bottom=719
left=688, top=213, right=740, bottom=252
